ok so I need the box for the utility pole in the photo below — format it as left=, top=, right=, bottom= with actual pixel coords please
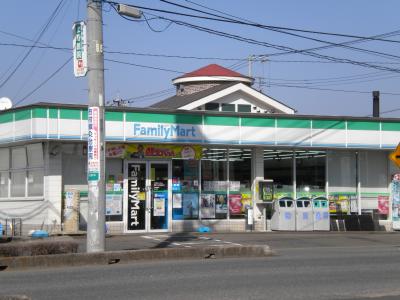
left=248, top=55, right=253, bottom=77
left=86, top=0, right=106, bottom=252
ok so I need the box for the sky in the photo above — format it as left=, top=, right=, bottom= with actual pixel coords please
left=0, top=0, right=400, bottom=117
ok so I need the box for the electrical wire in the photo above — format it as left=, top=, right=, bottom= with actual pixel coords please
left=14, top=57, right=72, bottom=107
left=166, top=0, right=400, bottom=43
left=0, top=0, right=65, bottom=90
left=104, top=58, right=184, bottom=73
left=174, top=0, right=400, bottom=58
left=159, top=0, right=400, bottom=61
left=264, top=83, right=400, bottom=96
left=14, top=0, right=71, bottom=100
left=105, top=1, right=400, bottom=73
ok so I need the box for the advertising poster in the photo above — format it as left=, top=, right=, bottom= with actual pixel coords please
left=215, top=194, right=228, bottom=214
left=241, top=193, right=252, bottom=213
left=153, top=193, right=166, bottom=217
left=200, top=194, right=215, bottom=218
left=106, top=192, right=122, bottom=216
left=378, top=196, right=389, bottom=215
left=229, top=194, right=242, bottom=215
left=106, top=144, right=202, bottom=159
left=173, top=193, right=182, bottom=209
left=183, top=193, right=199, bottom=218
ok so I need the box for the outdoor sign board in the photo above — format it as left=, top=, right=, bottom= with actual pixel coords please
left=72, top=21, right=88, bottom=77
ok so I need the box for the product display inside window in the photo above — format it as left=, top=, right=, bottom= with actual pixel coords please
left=296, top=150, right=326, bottom=198
left=229, top=149, right=252, bottom=219
left=172, top=159, right=200, bottom=220
left=201, top=149, right=228, bottom=219
left=264, top=150, right=293, bottom=199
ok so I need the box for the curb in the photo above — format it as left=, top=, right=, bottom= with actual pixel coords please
left=0, top=245, right=273, bottom=271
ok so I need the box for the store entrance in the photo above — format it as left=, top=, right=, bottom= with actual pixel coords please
left=124, top=160, right=171, bottom=233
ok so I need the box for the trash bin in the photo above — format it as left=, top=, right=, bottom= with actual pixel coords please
left=313, top=197, right=330, bottom=231
left=271, top=197, right=295, bottom=231
left=295, top=197, right=313, bottom=231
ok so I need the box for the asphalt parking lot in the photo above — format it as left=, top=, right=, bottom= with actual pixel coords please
left=73, top=231, right=400, bottom=253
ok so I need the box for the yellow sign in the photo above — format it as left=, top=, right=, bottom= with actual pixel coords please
left=106, top=144, right=202, bottom=160
left=389, top=143, right=400, bottom=168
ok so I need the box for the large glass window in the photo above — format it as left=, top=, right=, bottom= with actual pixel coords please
left=229, top=149, right=252, bottom=219
left=0, top=144, right=44, bottom=199
left=201, top=148, right=228, bottom=219
left=172, top=159, right=199, bottom=220
left=327, top=150, right=357, bottom=215
left=296, top=150, right=326, bottom=198
left=264, top=150, right=293, bottom=199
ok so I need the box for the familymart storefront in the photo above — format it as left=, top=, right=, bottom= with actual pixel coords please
left=0, top=103, right=400, bottom=234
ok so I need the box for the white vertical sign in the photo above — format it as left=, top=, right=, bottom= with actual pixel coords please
left=73, top=21, right=88, bottom=77
left=88, top=107, right=100, bottom=181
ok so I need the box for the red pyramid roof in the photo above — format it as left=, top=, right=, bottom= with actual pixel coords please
left=178, top=64, right=248, bottom=79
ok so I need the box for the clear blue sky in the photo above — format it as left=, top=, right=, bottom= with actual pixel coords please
left=0, top=0, right=400, bottom=117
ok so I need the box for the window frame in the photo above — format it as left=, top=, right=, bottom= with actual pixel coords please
left=0, top=144, right=45, bottom=200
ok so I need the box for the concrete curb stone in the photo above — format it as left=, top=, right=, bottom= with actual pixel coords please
left=0, top=245, right=273, bottom=271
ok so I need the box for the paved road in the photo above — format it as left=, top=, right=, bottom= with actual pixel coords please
left=2, top=232, right=400, bottom=300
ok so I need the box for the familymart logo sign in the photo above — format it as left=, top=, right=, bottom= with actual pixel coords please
left=132, top=123, right=197, bottom=140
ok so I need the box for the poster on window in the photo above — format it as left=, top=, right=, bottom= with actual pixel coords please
left=106, top=192, right=122, bottom=215
left=241, top=193, right=252, bottom=213
left=183, top=193, right=199, bottom=218
left=229, top=194, right=242, bottom=215
left=378, top=196, right=389, bottom=215
left=200, top=194, right=215, bottom=218
left=153, top=193, right=166, bottom=217
left=215, top=194, right=228, bottom=214
left=173, top=193, right=182, bottom=209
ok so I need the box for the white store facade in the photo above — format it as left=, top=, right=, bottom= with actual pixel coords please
left=0, top=102, right=399, bottom=234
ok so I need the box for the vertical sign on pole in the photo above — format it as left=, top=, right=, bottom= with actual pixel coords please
left=88, top=107, right=100, bottom=181
left=72, top=21, right=88, bottom=77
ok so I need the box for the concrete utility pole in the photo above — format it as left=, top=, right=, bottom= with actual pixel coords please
left=86, top=0, right=106, bottom=252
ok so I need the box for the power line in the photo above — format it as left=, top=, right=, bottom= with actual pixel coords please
left=107, top=2, right=400, bottom=73
left=104, top=58, right=184, bottom=73
left=159, top=0, right=400, bottom=61
left=146, top=13, right=400, bottom=73
left=265, top=83, right=400, bottom=96
left=125, top=88, right=175, bottom=101
left=182, top=0, right=400, bottom=44
left=0, top=0, right=65, bottom=90
left=14, top=0, right=72, bottom=101
left=173, top=0, right=400, bottom=58
left=14, top=57, right=72, bottom=107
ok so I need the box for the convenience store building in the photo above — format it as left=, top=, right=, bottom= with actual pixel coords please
left=0, top=64, right=399, bottom=234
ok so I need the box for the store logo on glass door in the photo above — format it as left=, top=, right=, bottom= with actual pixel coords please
left=127, top=164, right=145, bottom=230
left=133, top=123, right=196, bottom=139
